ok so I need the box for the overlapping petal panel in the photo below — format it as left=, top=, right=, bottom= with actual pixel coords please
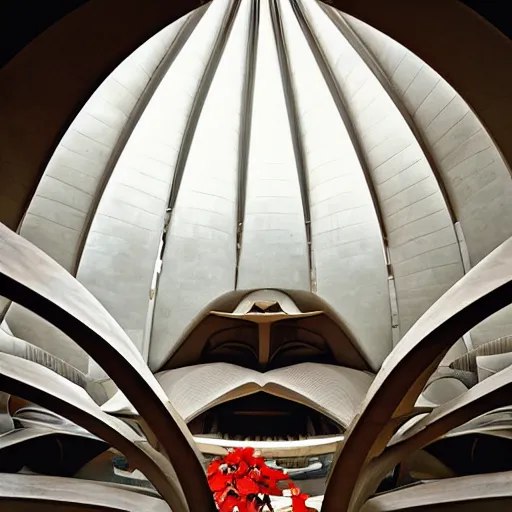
left=8, top=0, right=512, bottom=374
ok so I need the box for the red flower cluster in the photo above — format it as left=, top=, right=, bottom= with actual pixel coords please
left=207, top=447, right=309, bottom=512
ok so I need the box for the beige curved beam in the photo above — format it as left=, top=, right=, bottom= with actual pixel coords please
left=0, top=391, right=12, bottom=434
left=0, top=473, right=170, bottom=511
left=346, top=363, right=512, bottom=510
left=0, top=326, right=88, bottom=389
left=0, top=223, right=214, bottom=511
left=391, top=367, right=512, bottom=449
left=0, top=426, right=100, bottom=450
left=0, top=352, right=187, bottom=511
left=1, top=0, right=511, bottom=232
left=360, top=471, right=512, bottom=512
left=445, top=406, right=512, bottom=440
left=323, top=235, right=512, bottom=512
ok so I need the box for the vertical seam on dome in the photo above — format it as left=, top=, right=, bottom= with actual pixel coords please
left=320, top=5, right=459, bottom=226
left=454, top=221, right=474, bottom=351
left=320, top=4, right=476, bottom=352
left=291, top=0, right=399, bottom=345
left=152, top=0, right=242, bottom=363
left=292, top=0, right=387, bottom=246
left=166, top=0, right=243, bottom=215
left=72, top=6, right=208, bottom=276
left=235, top=0, right=260, bottom=290
left=269, top=0, right=315, bottom=292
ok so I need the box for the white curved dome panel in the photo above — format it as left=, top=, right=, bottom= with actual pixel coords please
left=279, top=0, right=392, bottom=368
left=237, top=0, right=310, bottom=291
left=78, top=0, right=231, bottom=354
left=151, top=0, right=250, bottom=367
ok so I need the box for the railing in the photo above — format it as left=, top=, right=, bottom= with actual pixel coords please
left=194, top=434, right=343, bottom=457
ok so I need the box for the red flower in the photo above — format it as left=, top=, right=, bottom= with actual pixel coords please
left=208, top=471, right=232, bottom=492
left=289, top=482, right=310, bottom=512
left=260, top=480, right=283, bottom=497
left=234, top=460, right=249, bottom=477
left=208, top=459, right=223, bottom=477
left=237, top=476, right=260, bottom=496
left=218, top=495, right=240, bottom=512
left=260, top=464, right=289, bottom=481
left=207, top=447, right=308, bottom=512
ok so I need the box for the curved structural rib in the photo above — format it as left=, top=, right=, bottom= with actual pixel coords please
left=3, top=5, right=208, bottom=375
left=360, top=471, right=512, bottom=512
left=322, top=233, right=512, bottom=512
left=76, top=0, right=233, bottom=359
left=16, top=8, right=206, bottom=276
left=149, top=0, right=251, bottom=370
left=392, top=364, right=512, bottom=449
left=300, top=0, right=466, bottom=344
left=269, top=0, right=314, bottom=287
left=292, top=0, right=388, bottom=246
left=289, top=0, right=399, bottom=348
left=1, top=0, right=511, bottom=235
left=0, top=353, right=186, bottom=511
left=0, top=473, right=171, bottom=512
left=276, top=0, right=393, bottom=368
left=166, top=0, right=242, bottom=214
left=72, top=7, right=208, bottom=275
left=235, top=0, right=259, bottom=288
left=347, top=361, right=512, bottom=510
left=0, top=223, right=215, bottom=512
left=320, top=5, right=457, bottom=224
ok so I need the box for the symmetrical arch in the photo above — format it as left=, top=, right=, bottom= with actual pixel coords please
left=2, top=0, right=511, bottom=378
left=0, top=1, right=512, bottom=511
left=0, top=223, right=215, bottom=512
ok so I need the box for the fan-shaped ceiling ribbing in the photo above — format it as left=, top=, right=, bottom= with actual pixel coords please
left=6, top=0, right=512, bottom=375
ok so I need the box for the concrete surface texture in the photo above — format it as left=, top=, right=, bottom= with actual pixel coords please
left=3, top=0, right=511, bottom=377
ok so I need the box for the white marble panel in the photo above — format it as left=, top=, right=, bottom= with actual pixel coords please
left=150, top=0, right=251, bottom=370
left=237, top=0, right=310, bottom=290
left=6, top=16, right=194, bottom=369
left=78, top=0, right=230, bottom=355
left=345, top=12, right=512, bottom=345
left=280, top=0, right=391, bottom=370
left=302, top=1, right=464, bottom=336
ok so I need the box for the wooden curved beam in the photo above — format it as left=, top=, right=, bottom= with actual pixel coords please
left=0, top=352, right=187, bottom=511
left=0, top=0, right=511, bottom=231
left=360, top=471, right=512, bottom=512
left=0, top=223, right=214, bottom=511
left=323, top=235, right=512, bottom=512
left=0, top=473, right=171, bottom=511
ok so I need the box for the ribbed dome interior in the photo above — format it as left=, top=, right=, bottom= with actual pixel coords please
left=6, top=0, right=512, bottom=378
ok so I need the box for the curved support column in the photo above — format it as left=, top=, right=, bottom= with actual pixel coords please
left=360, top=471, right=512, bottom=512
left=0, top=473, right=171, bottom=511
left=0, top=223, right=214, bottom=512
left=0, top=353, right=187, bottom=511
left=347, top=362, right=512, bottom=510
left=323, top=234, right=512, bottom=511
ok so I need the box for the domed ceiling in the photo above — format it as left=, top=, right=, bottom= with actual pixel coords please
left=5, top=0, right=512, bottom=378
